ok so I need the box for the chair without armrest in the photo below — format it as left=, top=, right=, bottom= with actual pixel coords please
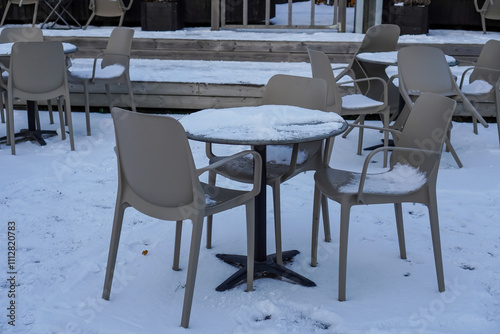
left=104, top=107, right=261, bottom=328
left=5, top=41, right=74, bottom=155
left=0, top=0, right=40, bottom=27
left=459, top=39, right=500, bottom=145
left=68, top=27, right=135, bottom=136
left=397, top=45, right=489, bottom=168
left=311, top=92, right=456, bottom=301
left=84, top=0, right=134, bottom=30
left=205, top=74, right=332, bottom=265
left=307, top=48, right=390, bottom=167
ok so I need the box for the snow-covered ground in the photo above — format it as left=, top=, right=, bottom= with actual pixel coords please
left=1, top=2, right=500, bottom=334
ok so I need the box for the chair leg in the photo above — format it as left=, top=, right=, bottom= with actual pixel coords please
left=481, top=14, right=487, bottom=34
left=338, top=203, right=351, bottom=302
left=63, top=97, right=75, bottom=151
left=206, top=171, right=216, bottom=249
left=311, top=186, right=322, bottom=267
left=321, top=193, right=331, bottom=242
left=356, top=115, right=366, bottom=156
left=382, top=110, right=390, bottom=168
left=272, top=183, right=283, bottom=265
left=342, top=115, right=361, bottom=139
left=0, top=2, right=11, bottom=26
left=105, top=83, right=113, bottom=112
left=180, top=216, right=204, bottom=329
left=57, top=98, right=66, bottom=140
left=394, top=203, right=407, bottom=260
left=7, top=98, right=15, bottom=155
left=173, top=220, right=182, bottom=271
left=245, top=200, right=255, bottom=292
left=84, top=81, right=91, bottom=136
left=102, top=203, right=126, bottom=300
left=444, top=134, right=463, bottom=168
left=118, top=14, right=125, bottom=27
left=83, top=13, right=95, bottom=30
left=0, top=93, right=5, bottom=124
left=32, top=1, right=39, bottom=27
left=125, top=74, right=136, bottom=112
left=47, top=99, right=54, bottom=124
left=427, top=193, right=445, bottom=293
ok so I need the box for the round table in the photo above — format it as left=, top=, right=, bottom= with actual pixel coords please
left=181, top=105, right=347, bottom=291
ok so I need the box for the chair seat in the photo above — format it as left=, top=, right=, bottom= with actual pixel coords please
left=341, top=94, right=384, bottom=110
left=68, top=63, right=125, bottom=81
left=315, top=163, right=427, bottom=197
left=461, top=79, right=494, bottom=95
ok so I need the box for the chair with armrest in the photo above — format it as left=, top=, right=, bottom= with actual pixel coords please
left=5, top=41, right=74, bottom=154
left=84, top=0, right=134, bottom=30
left=311, top=92, right=456, bottom=301
left=459, top=39, right=500, bottom=144
left=104, top=107, right=261, bottom=328
left=475, top=0, right=500, bottom=34
left=68, top=27, right=135, bottom=136
left=205, top=74, right=332, bottom=264
left=307, top=47, right=390, bottom=167
left=396, top=46, right=489, bottom=168
left=0, top=0, right=40, bottom=27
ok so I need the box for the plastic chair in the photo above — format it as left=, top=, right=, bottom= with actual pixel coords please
left=475, top=0, right=500, bottom=34
left=459, top=39, right=500, bottom=145
left=83, top=0, right=134, bottom=30
left=307, top=47, right=390, bottom=167
left=311, top=92, right=456, bottom=301
left=5, top=41, right=74, bottom=155
left=205, top=74, right=331, bottom=265
left=104, top=107, right=262, bottom=328
left=396, top=45, right=489, bottom=168
left=68, top=27, right=135, bottom=136
left=0, top=0, right=40, bottom=27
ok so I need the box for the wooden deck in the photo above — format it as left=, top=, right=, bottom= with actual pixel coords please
left=41, top=35, right=495, bottom=117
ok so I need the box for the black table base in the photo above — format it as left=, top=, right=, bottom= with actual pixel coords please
left=0, top=128, right=58, bottom=146
left=215, top=250, right=316, bottom=291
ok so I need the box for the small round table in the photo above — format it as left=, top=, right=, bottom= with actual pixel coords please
left=181, top=105, right=348, bottom=291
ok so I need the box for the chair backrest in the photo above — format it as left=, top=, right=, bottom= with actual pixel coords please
left=91, top=0, right=127, bottom=17
left=484, top=0, right=500, bottom=20
left=0, top=26, right=43, bottom=43
left=357, top=24, right=401, bottom=54
left=101, top=27, right=134, bottom=69
left=9, top=41, right=67, bottom=100
left=391, top=92, right=456, bottom=177
left=307, top=48, right=342, bottom=113
left=470, top=39, right=500, bottom=84
left=397, top=46, right=457, bottom=96
left=262, top=74, right=327, bottom=111
left=111, top=107, right=203, bottom=219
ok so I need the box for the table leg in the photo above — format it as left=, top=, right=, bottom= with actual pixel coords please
left=215, top=145, right=316, bottom=291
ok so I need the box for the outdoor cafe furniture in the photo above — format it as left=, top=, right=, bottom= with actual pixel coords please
left=475, top=0, right=500, bottom=34
left=83, top=0, right=134, bottom=30
left=2, top=41, right=74, bottom=154
left=180, top=82, right=348, bottom=292
left=104, top=107, right=262, bottom=328
left=459, top=39, right=500, bottom=145
left=397, top=45, right=489, bottom=168
left=308, top=47, right=391, bottom=168
left=41, top=0, right=82, bottom=29
left=67, top=26, right=135, bottom=136
left=203, top=74, right=337, bottom=265
left=311, top=92, right=456, bottom=302
left=0, top=0, right=40, bottom=27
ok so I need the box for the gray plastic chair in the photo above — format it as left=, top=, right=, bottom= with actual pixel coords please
left=0, top=0, right=40, bottom=27
left=336, top=24, right=400, bottom=97
left=397, top=45, right=489, bottom=168
left=83, top=0, right=134, bottom=30
left=68, top=27, right=135, bottom=136
left=205, top=74, right=332, bottom=265
left=459, top=39, right=500, bottom=144
left=475, top=0, right=500, bottom=34
left=5, top=41, right=74, bottom=155
left=311, top=92, right=456, bottom=301
left=104, top=107, right=262, bottom=328
left=308, top=47, right=390, bottom=167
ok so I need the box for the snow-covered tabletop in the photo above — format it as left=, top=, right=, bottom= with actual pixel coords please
left=180, top=105, right=347, bottom=146
left=356, top=51, right=458, bottom=66
left=0, top=42, right=77, bottom=55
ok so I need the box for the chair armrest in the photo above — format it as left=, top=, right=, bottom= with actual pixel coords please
left=346, top=122, right=402, bottom=138
left=280, top=143, right=300, bottom=181
left=205, top=142, right=216, bottom=159
left=197, top=150, right=263, bottom=196
left=120, top=0, right=134, bottom=11
left=460, top=66, right=500, bottom=88
left=356, top=146, right=438, bottom=204
left=340, top=76, right=389, bottom=103
left=90, top=52, right=130, bottom=82
left=475, top=0, right=491, bottom=13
